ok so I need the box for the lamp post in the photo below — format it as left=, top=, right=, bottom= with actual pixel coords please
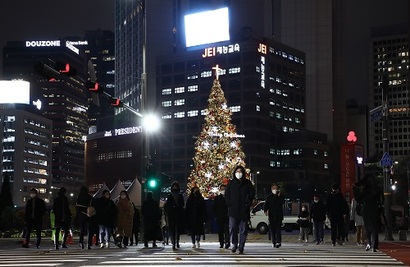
left=382, top=75, right=394, bottom=241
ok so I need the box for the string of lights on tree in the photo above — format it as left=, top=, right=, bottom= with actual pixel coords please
left=187, top=65, right=249, bottom=198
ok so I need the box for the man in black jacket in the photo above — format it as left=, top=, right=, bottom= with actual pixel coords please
left=263, top=183, right=284, bottom=248
left=22, top=188, right=46, bottom=248
left=326, top=183, right=349, bottom=246
left=53, top=187, right=72, bottom=250
left=310, top=195, right=326, bottom=245
left=225, top=165, right=255, bottom=254
left=213, top=184, right=230, bottom=249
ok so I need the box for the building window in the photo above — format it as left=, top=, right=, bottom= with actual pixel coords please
left=162, top=101, right=172, bottom=107
left=230, top=106, right=241, bottom=113
left=201, top=71, right=212, bottom=78
left=256, top=105, right=260, bottom=112
left=187, top=110, right=199, bottom=117
left=162, top=112, right=172, bottom=119
left=174, top=112, right=185, bottom=118
left=175, top=86, right=185, bottom=94
left=174, top=99, right=185, bottom=106
left=188, top=85, right=198, bottom=92
left=228, top=67, right=241, bottom=74
left=162, top=88, right=172, bottom=95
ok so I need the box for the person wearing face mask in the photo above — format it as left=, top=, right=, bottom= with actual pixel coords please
left=95, top=190, right=117, bottom=248
left=326, top=183, right=349, bottom=246
left=164, top=181, right=185, bottom=250
left=213, top=184, right=230, bottom=249
left=185, top=186, right=207, bottom=249
left=53, top=187, right=72, bottom=250
left=263, top=183, right=284, bottom=248
left=225, top=165, right=255, bottom=254
left=298, top=205, right=310, bottom=243
left=22, top=188, right=46, bottom=248
left=115, top=190, right=134, bottom=248
left=310, top=195, right=326, bottom=245
left=141, top=191, right=162, bottom=248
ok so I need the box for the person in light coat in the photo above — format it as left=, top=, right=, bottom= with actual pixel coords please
left=115, top=190, right=134, bottom=248
left=350, top=197, right=366, bottom=246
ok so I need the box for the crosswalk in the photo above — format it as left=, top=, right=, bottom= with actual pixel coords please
left=0, top=242, right=406, bottom=267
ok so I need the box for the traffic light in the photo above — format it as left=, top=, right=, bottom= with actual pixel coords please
left=86, top=81, right=102, bottom=93
left=147, top=177, right=159, bottom=190
left=110, top=97, right=123, bottom=107
left=34, top=60, right=77, bottom=80
left=55, top=62, right=77, bottom=76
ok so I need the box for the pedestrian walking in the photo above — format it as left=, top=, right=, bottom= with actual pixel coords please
left=164, top=181, right=185, bottom=250
left=53, top=187, right=72, bottom=250
left=225, top=165, right=255, bottom=254
left=264, top=183, right=284, bottom=248
left=350, top=197, right=366, bottom=246
left=310, top=195, right=326, bottom=245
left=115, top=190, right=134, bottom=248
left=141, top=191, right=162, bottom=248
left=326, top=183, right=349, bottom=246
left=22, top=188, right=46, bottom=248
left=213, top=184, right=230, bottom=249
left=186, top=186, right=207, bottom=249
left=298, top=204, right=310, bottom=243
left=354, top=174, right=383, bottom=252
left=75, top=186, right=94, bottom=249
left=129, top=202, right=141, bottom=246
left=95, top=190, right=117, bottom=248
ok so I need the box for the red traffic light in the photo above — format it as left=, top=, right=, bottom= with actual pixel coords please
left=110, top=97, right=123, bottom=107
left=56, top=63, right=77, bottom=76
left=87, top=81, right=102, bottom=93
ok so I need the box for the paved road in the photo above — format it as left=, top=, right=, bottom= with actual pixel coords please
left=0, top=233, right=407, bottom=267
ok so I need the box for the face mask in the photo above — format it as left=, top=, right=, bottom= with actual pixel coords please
left=235, top=172, right=243, bottom=179
left=220, top=190, right=225, bottom=195
left=30, top=194, right=36, bottom=198
left=272, top=190, right=278, bottom=195
left=120, top=195, right=126, bottom=199
left=302, top=208, right=306, bottom=211
left=314, top=200, right=319, bottom=203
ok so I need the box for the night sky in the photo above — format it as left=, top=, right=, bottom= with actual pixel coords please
left=0, top=0, right=115, bottom=75
left=0, top=0, right=408, bottom=104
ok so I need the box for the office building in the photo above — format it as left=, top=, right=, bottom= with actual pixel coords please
left=368, top=25, right=409, bottom=160
left=2, top=40, right=89, bottom=194
left=0, top=104, right=53, bottom=207
left=156, top=37, right=330, bottom=198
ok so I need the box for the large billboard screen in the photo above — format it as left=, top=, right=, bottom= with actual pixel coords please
left=0, top=80, right=30, bottom=104
left=184, top=7, right=230, bottom=48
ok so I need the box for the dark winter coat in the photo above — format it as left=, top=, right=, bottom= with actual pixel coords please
left=95, top=196, right=117, bottom=228
left=310, top=200, right=326, bottom=222
left=132, top=203, right=141, bottom=233
left=53, top=194, right=72, bottom=226
left=24, top=197, right=46, bottom=224
left=75, top=193, right=93, bottom=225
left=141, top=196, right=161, bottom=241
left=213, top=194, right=228, bottom=224
left=354, top=180, right=383, bottom=233
left=326, top=191, right=349, bottom=221
left=264, top=193, right=284, bottom=222
left=164, top=192, right=185, bottom=231
left=298, top=210, right=310, bottom=228
left=225, top=177, right=255, bottom=221
left=185, top=192, right=207, bottom=236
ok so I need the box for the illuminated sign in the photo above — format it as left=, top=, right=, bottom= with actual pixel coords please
left=346, top=131, right=357, bottom=142
left=66, top=40, right=88, bottom=46
left=0, top=80, right=30, bottom=104
left=260, top=56, right=265, bottom=89
left=26, top=40, right=61, bottom=47
left=65, top=41, right=79, bottom=55
left=258, top=43, right=267, bottom=54
left=202, top=43, right=240, bottom=58
left=208, top=132, right=245, bottom=138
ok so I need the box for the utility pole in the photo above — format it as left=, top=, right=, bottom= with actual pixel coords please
left=382, top=75, right=394, bottom=241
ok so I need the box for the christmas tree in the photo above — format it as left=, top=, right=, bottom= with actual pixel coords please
left=187, top=66, right=247, bottom=198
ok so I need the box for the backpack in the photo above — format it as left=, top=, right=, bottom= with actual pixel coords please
left=356, top=202, right=363, bottom=216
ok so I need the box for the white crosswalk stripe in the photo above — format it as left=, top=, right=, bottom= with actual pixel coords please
left=0, top=242, right=405, bottom=267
